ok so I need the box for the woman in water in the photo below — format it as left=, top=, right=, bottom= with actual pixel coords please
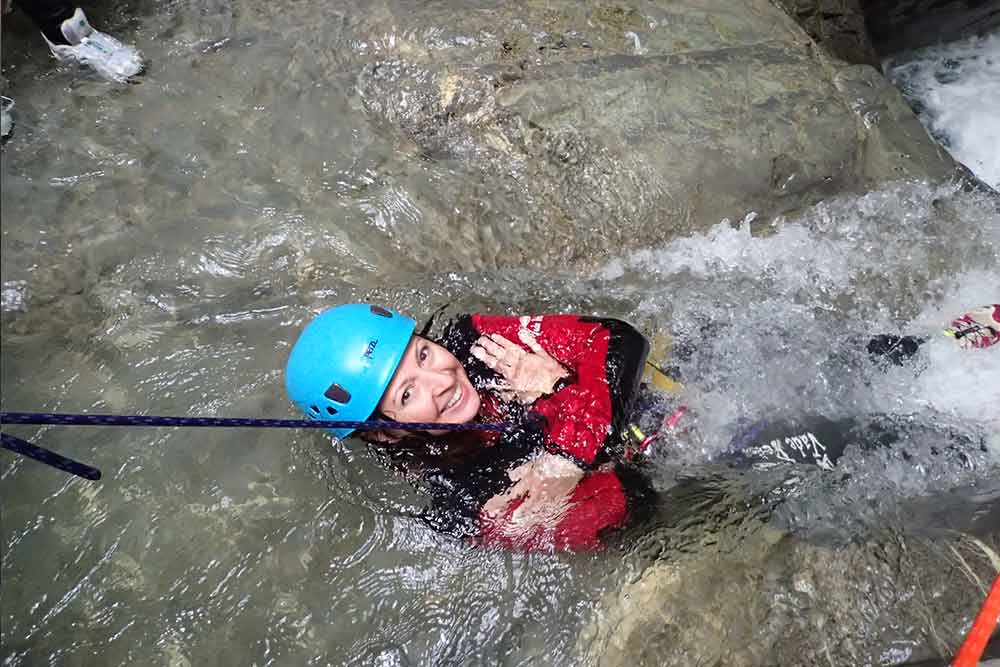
left=286, top=304, right=659, bottom=552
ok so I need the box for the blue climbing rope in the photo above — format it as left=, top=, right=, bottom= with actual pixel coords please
left=1, top=433, right=101, bottom=481
left=0, top=412, right=514, bottom=432
left=0, top=411, right=517, bottom=481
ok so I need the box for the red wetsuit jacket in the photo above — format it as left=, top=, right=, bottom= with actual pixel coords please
left=410, top=313, right=650, bottom=552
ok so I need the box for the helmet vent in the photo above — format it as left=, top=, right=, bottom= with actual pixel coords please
left=326, top=406, right=337, bottom=415
left=310, top=405, right=320, bottom=414
left=370, top=305, right=392, bottom=318
left=324, top=383, right=351, bottom=404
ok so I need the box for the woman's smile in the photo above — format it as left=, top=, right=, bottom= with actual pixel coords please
left=377, top=335, right=482, bottom=437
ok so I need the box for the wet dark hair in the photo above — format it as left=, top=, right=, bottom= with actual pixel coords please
left=360, top=372, right=487, bottom=479
left=367, top=430, right=488, bottom=479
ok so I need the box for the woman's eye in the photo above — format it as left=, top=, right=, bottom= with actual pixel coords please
left=419, top=347, right=429, bottom=363
left=401, top=389, right=411, bottom=406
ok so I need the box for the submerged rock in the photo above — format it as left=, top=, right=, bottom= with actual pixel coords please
left=583, top=499, right=1000, bottom=667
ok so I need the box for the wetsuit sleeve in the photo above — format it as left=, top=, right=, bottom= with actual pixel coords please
left=471, top=314, right=649, bottom=466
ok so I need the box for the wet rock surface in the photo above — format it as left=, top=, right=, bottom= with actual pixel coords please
left=0, top=0, right=968, bottom=333
left=343, top=0, right=962, bottom=268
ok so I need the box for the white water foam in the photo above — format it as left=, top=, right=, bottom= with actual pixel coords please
left=885, top=33, right=1000, bottom=189
left=597, top=181, right=1000, bottom=462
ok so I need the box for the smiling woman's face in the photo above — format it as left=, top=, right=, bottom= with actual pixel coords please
left=375, top=335, right=481, bottom=441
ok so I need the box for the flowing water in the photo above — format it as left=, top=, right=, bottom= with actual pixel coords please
left=885, top=32, right=1000, bottom=190
left=2, top=2, right=999, bottom=666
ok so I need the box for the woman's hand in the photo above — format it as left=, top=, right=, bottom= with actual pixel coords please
left=471, top=329, right=570, bottom=404
left=481, top=453, right=584, bottom=535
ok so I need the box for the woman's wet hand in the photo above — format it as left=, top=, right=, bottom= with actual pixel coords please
left=471, top=330, right=570, bottom=404
left=481, top=454, right=584, bottom=533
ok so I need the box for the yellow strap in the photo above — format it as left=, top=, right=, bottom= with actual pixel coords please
left=644, top=331, right=684, bottom=395
left=646, top=365, right=683, bottom=394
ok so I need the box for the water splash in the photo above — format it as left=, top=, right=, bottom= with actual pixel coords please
left=598, top=181, right=999, bottom=466
left=886, top=33, right=1000, bottom=189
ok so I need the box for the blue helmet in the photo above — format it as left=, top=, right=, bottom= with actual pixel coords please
left=285, top=304, right=415, bottom=440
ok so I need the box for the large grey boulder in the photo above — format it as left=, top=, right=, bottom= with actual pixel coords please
left=348, top=0, right=959, bottom=268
